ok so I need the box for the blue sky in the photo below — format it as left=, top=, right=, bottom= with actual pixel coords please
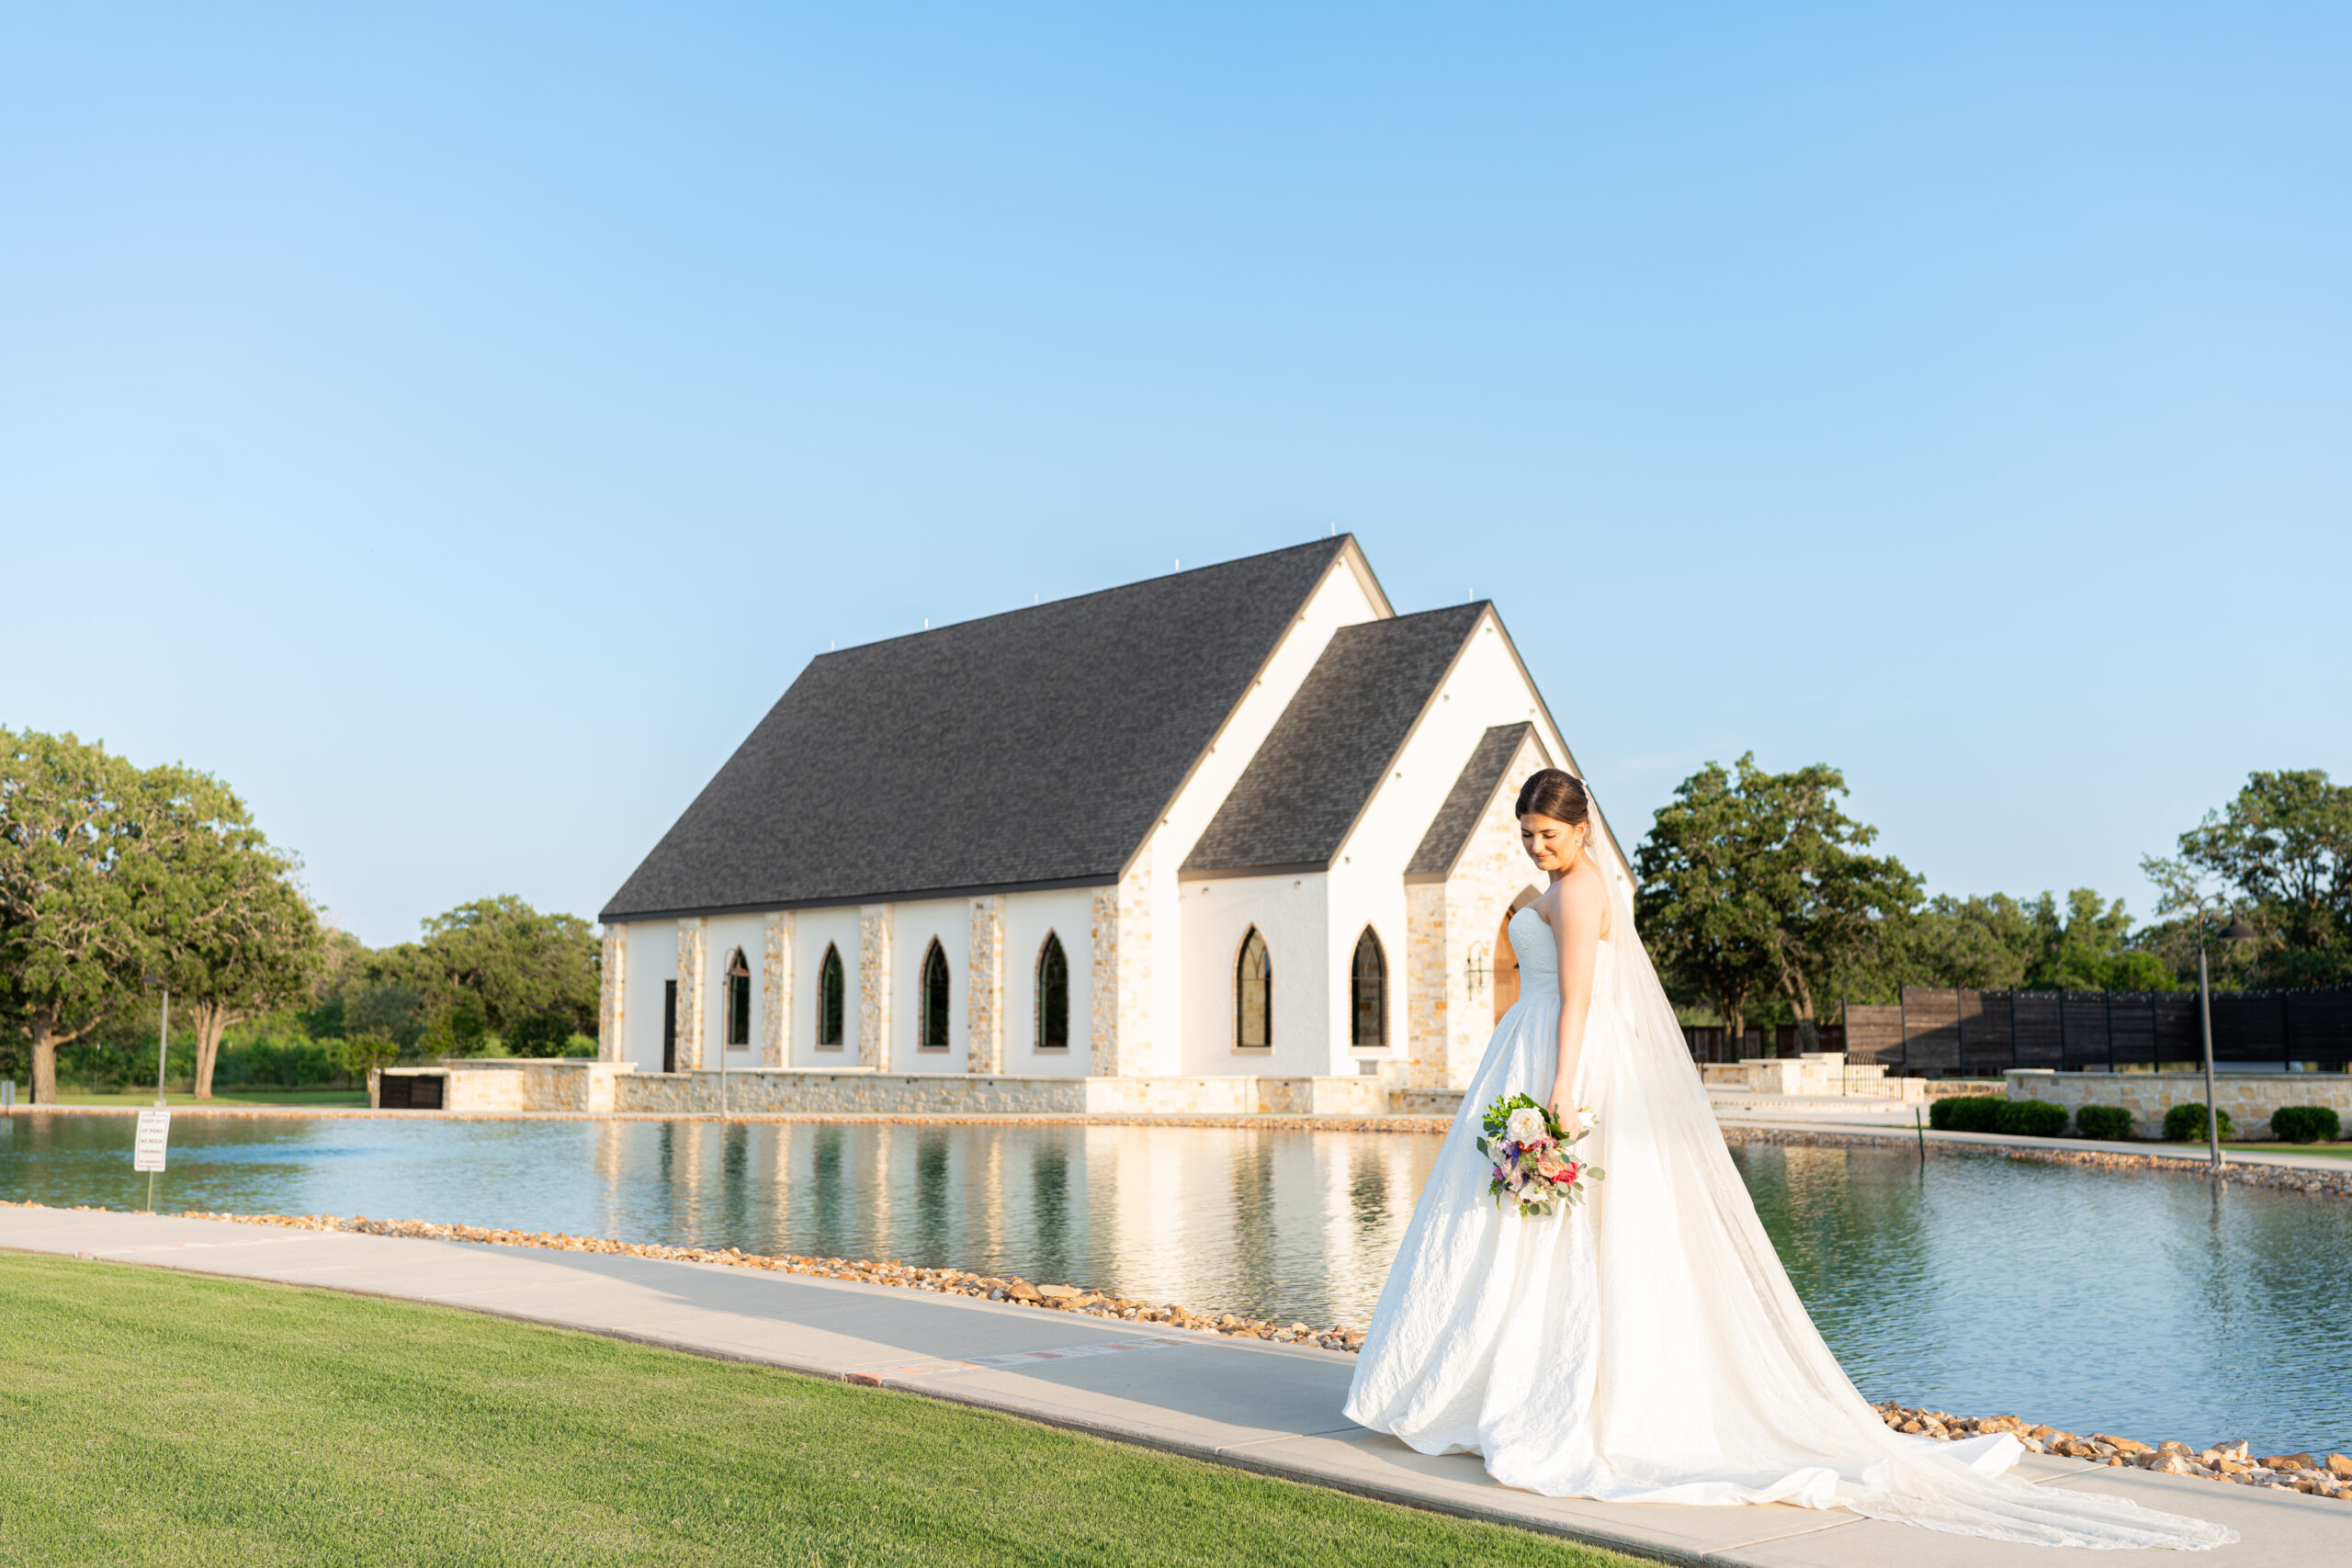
left=4, top=3, right=2345, bottom=948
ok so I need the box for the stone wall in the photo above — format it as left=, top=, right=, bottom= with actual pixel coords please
left=674, top=918, right=707, bottom=1070
left=2006, top=1069, right=2352, bottom=1139
left=1408, top=731, right=1548, bottom=1089
left=760, top=913, right=794, bottom=1068
left=967, top=897, right=1004, bottom=1074
left=1700, top=1054, right=1927, bottom=1100
left=858, top=905, right=892, bottom=1071
left=1089, top=866, right=1151, bottom=1077
left=597, top=925, right=627, bottom=1064
left=380, top=1060, right=636, bottom=1114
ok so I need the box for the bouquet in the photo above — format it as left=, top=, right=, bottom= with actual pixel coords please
left=1476, top=1092, right=1603, bottom=1216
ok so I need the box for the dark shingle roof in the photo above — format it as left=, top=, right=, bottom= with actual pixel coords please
left=1405, top=722, right=1542, bottom=879
left=1181, top=604, right=1488, bottom=874
left=602, top=538, right=1358, bottom=919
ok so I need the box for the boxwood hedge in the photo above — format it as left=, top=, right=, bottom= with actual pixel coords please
left=1996, top=1100, right=2070, bottom=1138
left=1928, top=1096, right=2006, bottom=1134
left=2267, top=1106, right=2342, bottom=1144
left=2162, top=1102, right=2234, bottom=1142
left=2074, top=1104, right=2136, bottom=1142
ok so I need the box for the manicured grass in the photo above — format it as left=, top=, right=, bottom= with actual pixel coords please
left=0, top=1253, right=1647, bottom=1568
left=45, top=1089, right=368, bottom=1108
left=2222, top=1142, right=2352, bottom=1159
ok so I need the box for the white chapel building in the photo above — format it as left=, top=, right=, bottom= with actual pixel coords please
left=596, top=536, right=1632, bottom=1110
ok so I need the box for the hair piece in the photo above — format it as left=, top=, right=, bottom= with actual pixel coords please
left=1513, top=768, right=1590, bottom=828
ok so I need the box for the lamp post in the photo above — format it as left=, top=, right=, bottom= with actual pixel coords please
left=2193, top=908, right=2258, bottom=1172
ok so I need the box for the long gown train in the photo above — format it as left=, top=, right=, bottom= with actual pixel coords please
left=1343, top=889, right=2233, bottom=1550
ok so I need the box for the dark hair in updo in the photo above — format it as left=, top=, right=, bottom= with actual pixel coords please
left=1514, top=768, right=1590, bottom=827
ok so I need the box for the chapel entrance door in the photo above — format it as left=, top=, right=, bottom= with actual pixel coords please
left=1493, top=910, right=1520, bottom=1022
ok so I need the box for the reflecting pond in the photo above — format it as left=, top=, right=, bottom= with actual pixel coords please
left=3, top=1112, right=2346, bottom=1455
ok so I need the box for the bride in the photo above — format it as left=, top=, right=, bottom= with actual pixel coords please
left=1344, top=769, right=2232, bottom=1550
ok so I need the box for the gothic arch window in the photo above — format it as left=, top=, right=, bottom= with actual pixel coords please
left=920, top=939, right=951, bottom=1049
left=1351, top=927, right=1386, bottom=1048
left=1235, top=927, right=1272, bottom=1050
left=817, top=944, right=845, bottom=1048
left=724, top=948, right=752, bottom=1049
left=1035, top=932, right=1069, bottom=1051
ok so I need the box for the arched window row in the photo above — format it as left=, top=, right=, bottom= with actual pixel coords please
left=1351, top=926, right=1386, bottom=1048
left=1236, top=927, right=1272, bottom=1050
left=1035, top=931, right=1069, bottom=1051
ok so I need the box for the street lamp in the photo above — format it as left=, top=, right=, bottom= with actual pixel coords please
left=2194, top=908, right=2258, bottom=1172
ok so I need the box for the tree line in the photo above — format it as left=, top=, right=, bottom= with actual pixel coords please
left=1635, top=757, right=2352, bottom=1052
left=0, top=730, right=598, bottom=1102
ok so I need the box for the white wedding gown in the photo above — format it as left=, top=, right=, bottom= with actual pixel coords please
left=1344, top=888, right=2233, bottom=1550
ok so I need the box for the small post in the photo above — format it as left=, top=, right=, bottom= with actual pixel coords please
left=1915, top=1104, right=1927, bottom=1162
left=2198, top=919, right=2222, bottom=1172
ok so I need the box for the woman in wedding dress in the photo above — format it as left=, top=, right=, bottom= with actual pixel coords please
left=1344, top=770, right=2232, bottom=1550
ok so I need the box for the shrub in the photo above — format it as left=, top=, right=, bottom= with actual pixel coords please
left=2267, top=1106, right=2342, bottom=1144
left=1928, top=1096, right=2006, bottom=1134
left=2074, top=1104, right=2136, bottom=1142
left=1996, top=1100, right=2070, bottom=1138
left=2163, top=1102, right=2234, bottom=1143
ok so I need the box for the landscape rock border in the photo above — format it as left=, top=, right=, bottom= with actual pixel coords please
left=1872, top=1403, right=2352, bottom=1503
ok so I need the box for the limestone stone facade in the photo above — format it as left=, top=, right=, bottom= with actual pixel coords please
left=761, top=912, right=794, bottom=1068
left=2005, top=1069, right=2352, bottom=1140
left=674, top=918, right=707, bottom=1071
left=858, top=905, right=892, bottom=1072
left=1090, top=866, right=1152, bottom=1077
left=596, top=925, right=627, bottom=1064
left=1407, top=731, right=1548, bottom=1089
left=967, top=897, right=1005, bottom=1074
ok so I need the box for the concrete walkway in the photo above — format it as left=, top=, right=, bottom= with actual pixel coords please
left=3, top=1207, right=2342, bottom=1565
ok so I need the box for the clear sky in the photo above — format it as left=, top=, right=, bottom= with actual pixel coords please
left=4, top=4, right=2346, bottom=948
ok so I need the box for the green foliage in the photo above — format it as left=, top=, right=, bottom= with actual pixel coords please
left=343, top=1033, right=401, bottom=1079
left=562, top=1033, right=599, bottom=1058
left=2163, top=1102, right=2234, bottom=1142
left=1890, top=889, right=2177, bottom=994
left=1638, top=754, right=1919, bottom=1054
left=2143, top=769, right=2352, bottom=988
left=1996, top=1100, right=2069, bottom=1138
left=2074, top=1104, right=2136, bottom=1141
left=2267, top=1106, right=2341, bottom=1144
left=1928, top=1096, right=2006, bottom=1133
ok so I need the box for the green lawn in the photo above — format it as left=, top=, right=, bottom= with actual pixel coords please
left=0, top=1253, right=1647, bottom=1567
left=2222, top=1142, right=2352, bottom=1159
left=45, top=1089, right=368, bottom=1108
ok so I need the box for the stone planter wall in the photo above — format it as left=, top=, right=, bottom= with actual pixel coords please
left=2005, top=1069, right=2352, bottom=1139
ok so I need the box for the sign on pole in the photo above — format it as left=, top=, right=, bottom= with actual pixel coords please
left=133, top=1109, right=171, bottom=1173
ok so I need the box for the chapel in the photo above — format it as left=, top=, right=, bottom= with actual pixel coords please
left=596, top=536, right=1631, bottom=1095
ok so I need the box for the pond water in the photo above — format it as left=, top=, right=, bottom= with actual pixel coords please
left=3, top=1112, right=2347, bottom=1456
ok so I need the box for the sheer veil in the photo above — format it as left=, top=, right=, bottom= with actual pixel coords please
left=1583, top=872, right=2233, bottom=1548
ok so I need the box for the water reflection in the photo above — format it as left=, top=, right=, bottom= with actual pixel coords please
left=2, top=1115, right=2346, bottom=1454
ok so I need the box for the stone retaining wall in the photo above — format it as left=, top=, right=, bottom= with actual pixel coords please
left=2005, top=1069, right=2352, bottom=1139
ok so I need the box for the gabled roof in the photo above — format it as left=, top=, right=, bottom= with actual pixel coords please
left=1180, top=604, right=1489, bottom=876
left=1405, top=722, right=1545, bottom=882
left=602, top=537, right=1372, bottom=920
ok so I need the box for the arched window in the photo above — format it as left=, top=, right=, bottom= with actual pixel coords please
left=1235, top=927, right=1272, bottom=1049
left=1035, top=932, right=1069, bottom=1050
left=1351, top=927, right=1386, bottom=1048
left=817, top=944, right=845, bottom=1048
left=920, top=939, right=950, bottom=1049
left=724, top=948, right=752, bottom=1049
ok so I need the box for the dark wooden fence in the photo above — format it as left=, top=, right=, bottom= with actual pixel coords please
left=1681, top=1023, right=1847, bottom=1063
left=1842, top=987, right=2352, bottom=1077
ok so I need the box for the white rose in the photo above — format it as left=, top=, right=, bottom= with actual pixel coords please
left=1507, top=1107, right=1547, bottom=1145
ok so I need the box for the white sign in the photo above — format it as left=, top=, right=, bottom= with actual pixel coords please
left=133, top=1109, right=171, bottom=1173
